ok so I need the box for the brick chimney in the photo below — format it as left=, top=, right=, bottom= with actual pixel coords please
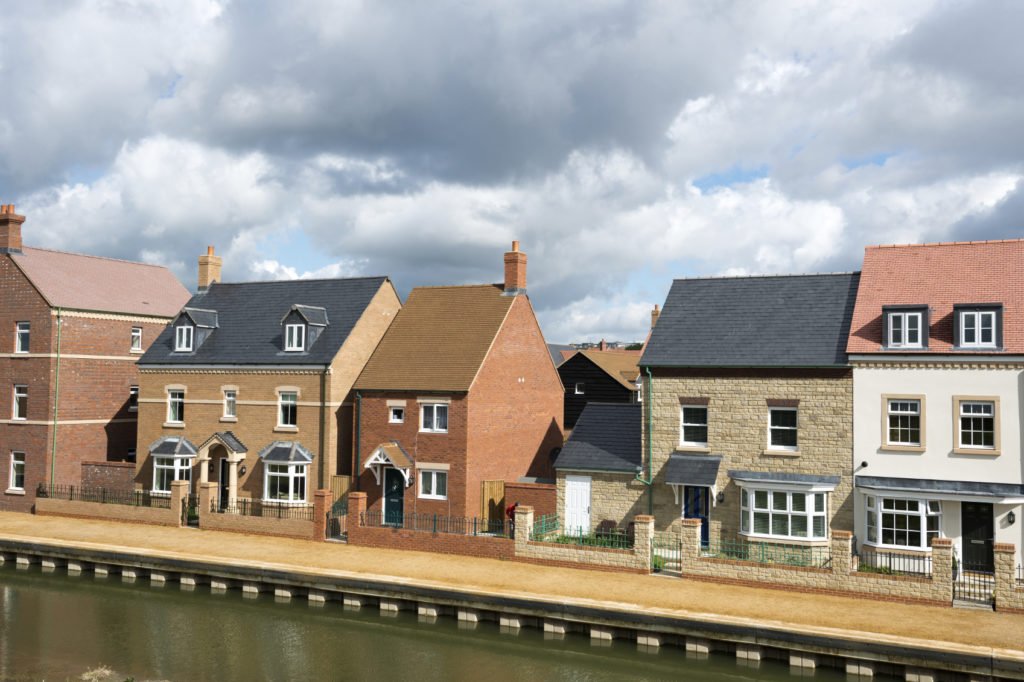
left=651, top=304, right=660, bottom=329
left=599, top=339, right=607, bottom=351
left=0, top=204, right=26, bottom=254
left=197, top=245, right=222, bottom=291
left=503, top=240, right=527, bottom=295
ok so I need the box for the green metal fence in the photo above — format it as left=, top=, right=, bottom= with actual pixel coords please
left=530, top=513, right=559, bottom=540
left=704, top=538, right=831, bottom=568
left=541, top=525, right=633, bottom=550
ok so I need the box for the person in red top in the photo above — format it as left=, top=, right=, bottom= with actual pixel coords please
left=506, top=502, right=519, bottom=538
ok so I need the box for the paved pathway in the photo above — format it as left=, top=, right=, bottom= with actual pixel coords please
left=1, top=512, right=1021, bottom=655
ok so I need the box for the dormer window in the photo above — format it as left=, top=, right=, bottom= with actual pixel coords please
left=955, top=305, right=1001, bottom=350
left=175, top=325, right=194, bottom=352
left=883, top=306, right=927, bottom=350
left=285, top=323, right=306, bottom=352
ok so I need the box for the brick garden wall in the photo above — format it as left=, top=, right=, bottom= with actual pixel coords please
left=348, top=522, right=515, bottom=560
left=81, top=461, right=137, bottom=490
left=504, top=481, right=556, bottom=517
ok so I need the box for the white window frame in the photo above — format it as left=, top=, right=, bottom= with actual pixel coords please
left=389, top=406, right=405, bottom=424
left=264, top=463, right=307, bottom=503
left=958, top=400, right=995, bottom=450
left=285, top=323, right=306, bottom=352
left=278, top=391, right=298, bottom=427
left=420, top=403, right=449, bottom=433
left=767, top=407, right=798, bottom=451
left=128, top=385, right=139, bottom=412
left=574, top=383, right=584, bottom=395
left=223, top=390, right=237, bottom=419
left=166, top=390, right=185, bottom=424
left=152, top=455, right=191, bottom=494
left=888, top=311, right=923, bottom=349
left=418, top=469, right=448, bottom=500
left=9, top=451, right=25, bottom=492
left=960, top=310, right=996, bottom=349
left=740, top=487, right=828, bottom=540
left=130, top=327, right=143, bottom=351
left=174, top=325, right=194, bottom=352
left=679, top=404, right=709, bottom=448
left=12, top=384, right=27, bottom=420
left=886, top=399, right=921, bottom=447
left=865, top=495, right=941, bottom=550
left=15, top=322, right=30, bottom=354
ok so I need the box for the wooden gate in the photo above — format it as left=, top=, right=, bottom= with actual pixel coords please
left=480, top=480, right=505, bottom=523
left=330, top=475, right=351, bottom=503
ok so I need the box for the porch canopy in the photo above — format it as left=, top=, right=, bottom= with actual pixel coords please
left=149, top=436, right=198, bottom=458
left=199, top=431, right=247, bottom=456
left=665, top=453, right=721, bottom=505
left=856, top=475, right=1024, bottom=503
left=258, top=441, right=314, bottom=464
left=364, top=441, right=413, bottom=486
left=729, top=470, right=840, bottom=491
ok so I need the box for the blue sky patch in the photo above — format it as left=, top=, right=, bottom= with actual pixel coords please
left=693, top=164, right=769, bottom=192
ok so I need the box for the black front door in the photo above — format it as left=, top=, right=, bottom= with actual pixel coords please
left=383, top=468, right=405, bottom=526
left=961, top=502, right=994, bottom=571
left=218, top=459, right=229, bottom=511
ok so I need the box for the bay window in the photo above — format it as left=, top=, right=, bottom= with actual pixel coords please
left=865, top=495, right=941, bottom=550
left=264, top=464, right=307, bottom=503
left=152, top=456, right=192, bottom=494
left=740, top=488, right=827, bottom=540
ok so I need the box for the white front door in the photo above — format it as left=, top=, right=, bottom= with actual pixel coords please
left=564, top=475, right=591, bottom=533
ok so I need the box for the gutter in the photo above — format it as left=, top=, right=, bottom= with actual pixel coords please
left=49, top=308, right=63, bottom=488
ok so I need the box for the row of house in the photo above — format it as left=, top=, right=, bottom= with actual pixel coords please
left=555, top=239, right=1024, bottom=571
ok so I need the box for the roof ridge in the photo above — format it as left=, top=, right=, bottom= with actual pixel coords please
left=672, top=271, right=859, bottom=282
left=866, top=238, right=1024, bottom=250
left=209, top=275, right=388, bottom=286
left=411, top=282, right=504, bottom=290
left=21, top=246, right=171, bottom=269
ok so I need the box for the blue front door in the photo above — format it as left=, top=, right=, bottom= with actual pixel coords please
left=683, top=486, right=709, bottom=547
left=383, top=468, right=405, bottom=526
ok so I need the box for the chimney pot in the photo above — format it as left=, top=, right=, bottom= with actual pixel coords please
left=512, top=240, right=519, bottom=252
left=0, top=202, right=26, bottom=253
left=207, top=245, right=215, bottom=256
left=503, top=240, right=527, bottom=295
left=197, top=245, right=223, bottom=291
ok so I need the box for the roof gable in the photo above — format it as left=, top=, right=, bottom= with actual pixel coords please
left=578, top=350, right=640, bottom=390
left=641, top=273, right=860, bottom=368
left=11, top=247, right=190, bottom=317
left=355, top=284, right=515, bottom=391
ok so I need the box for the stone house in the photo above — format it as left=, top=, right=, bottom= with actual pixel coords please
left=559, top=273, right=860, bottom=547
left=352, top=242, right=564, bottom=521
left=848, top=240, right=1024, bottom=569
left=0, top=204, right=190, bottom=512
left=135, top=248, right=400, bottom=508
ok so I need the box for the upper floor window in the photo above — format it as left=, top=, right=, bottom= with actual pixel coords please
left=959, top=310, right=997, bottom=349
left=174, top=325, right=194, bottom=352
left=887, top=311, right=923, bottom=349
left=128, top=386, right=139, bottom=411
left=223, top=390, right=237, bottom=419
left=166, top=390, right=185, bottom=423
left=420, top=403, right=448, bottom=433
left=680, top=405, right=708, bottom=448
left=278, top=392, right=298, bottom=427
left=12, top=385, right=27, bottom=420
left=767, top=407, right=798, bottom=451
left=285, top=323, right=306, bottom=352
left=886, top=398, right=922, bottom=448
left=15, top=322, right=29, bottom=353
left=389, top=406, right=405, bottom=424
left=956, top=398, right=997, bottom=452
left=130, top=327, right=143, bottom=351
left=9, top=452, right=25, bottom=492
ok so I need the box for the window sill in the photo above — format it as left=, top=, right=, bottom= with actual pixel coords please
left=162, top=422, right=185, bottom=429
left=4, top=488, right=25, bottom=496
left=677, top=445, right=711, bottom=453
left=762, top=449, right=800, bottom=458
left=739, top=533, right=828, bottom=546
left=952, top=447, right=1000, bottom=456
left=419, top=430, right=448, bottom=435
left=274, top=426, right=299, bottom=433
left=9, top=418, right=27, bottom=423
left=418, top=495, right=448, bottom=501
left=220, top=416, right=238, bottom=423
left=880, top=444, right=926, bottom=453
left=130, top=349, right=144, bottom=355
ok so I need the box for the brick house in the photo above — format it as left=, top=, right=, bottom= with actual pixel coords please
left=558, top=273, right=860, bottom=546
left=0, top=204, right=190, bottom=512
left=135, top=248, right=400, bottom=508
left=848, top=240, right=1024, bottom=569
left=352, top=242, right=564, bottom=521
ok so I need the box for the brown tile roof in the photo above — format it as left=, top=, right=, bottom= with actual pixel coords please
left=847, top=239, right=1024, bottom=354
left=355, top=284, right=515, bottom=391
left=580, top=350, right=641, bottom=390
left=11, top=247, right=190, bottom=317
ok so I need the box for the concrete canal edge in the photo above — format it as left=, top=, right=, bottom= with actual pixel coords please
left=2, top=537, right=1022, bottom=681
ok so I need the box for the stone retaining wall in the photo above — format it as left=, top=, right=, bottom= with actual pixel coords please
left=677, top=519, right=954, bottom=606
left=34, top=480, right=186, bottom=528
left=513, top=505, right=652, bottom=574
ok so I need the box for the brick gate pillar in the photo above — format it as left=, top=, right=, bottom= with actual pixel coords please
left=198, top=482, right=217, bottom=524
left=633, top=515, right=655, bottom=572
left=312, top=489, right=331, bottom=542
left=170, top=480, right=189, bottom=527
left=347, top=492, right=367, bottom=545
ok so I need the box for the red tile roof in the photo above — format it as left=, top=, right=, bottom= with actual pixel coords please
left=11, top=247, right=191, bottom=317
left=847, top=239, right=1024, bottom=354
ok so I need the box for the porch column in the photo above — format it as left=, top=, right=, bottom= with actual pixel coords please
left=228, top=459, right=239, bottom=506
left=198, top=453, right=210, bottom=485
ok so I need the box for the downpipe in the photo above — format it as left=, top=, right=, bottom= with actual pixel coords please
left=634, top=366, right=654, bottom=515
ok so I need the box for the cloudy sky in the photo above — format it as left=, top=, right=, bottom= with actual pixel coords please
left=2, top=1, right=1022, bottom=342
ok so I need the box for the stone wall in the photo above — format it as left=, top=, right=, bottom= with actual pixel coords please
left=644, top=369, right=854, bottom=536
left=34, top=480, right=186, bottom=528
left=677, top=519, right=954, bottom=606
left=556, top=471, right=648, bottom=532
left=81, top=461, right=136, bottom=490
left=514, top=505, right=652, bottom=574
left=994, top=542, right=1024, bottom=613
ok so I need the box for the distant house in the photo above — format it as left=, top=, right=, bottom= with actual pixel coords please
left=546, top=344, right=575, bottom=368
left=558, top=349, right=640, bottom=431
left=0, top=204, right=190, bottom=512
left=135, top=247, right=400, bottom=509
left=352, top=242, right=564, bottom=521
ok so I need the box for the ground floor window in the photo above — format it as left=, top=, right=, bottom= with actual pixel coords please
left=152, top=456, right=192, bottom=493
left=865, top=495, right=941, bottom=549
left=740, top=488, right=827, bottom=540
left=264, top=464, right=307, bottom=503
left=9, top=452, right=25, bottom=491
left=418, top=470, right=448, bottom=500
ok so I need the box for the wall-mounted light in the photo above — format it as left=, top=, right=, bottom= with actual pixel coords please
left=1009, top=511, right=1017, bottom=526
left=716, top=491, right=725, bottom=504
left=239, top=465, right=247, bottom=477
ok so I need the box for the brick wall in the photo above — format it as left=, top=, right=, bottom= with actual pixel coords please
left=33, top=480, right=186, bottom=527
left=193, top=482, right=326, bottom=541
left=81, top=461, right=136, bottom=489
left=504, top=481, right=556, bottom=517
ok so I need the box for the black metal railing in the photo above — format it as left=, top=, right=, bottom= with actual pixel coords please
left=856, top=548, right=933, bottom=577
left=37, top=483, right=171, bottom=509
left=954, top=561, right=995, bottom=606
left=1017, top=564, right=1023, bottom=587
left=216, top=497, right=315, bottom=521
left=326, top=498, right=348, bottom=539
left=360, top=510, right=511, bottom=537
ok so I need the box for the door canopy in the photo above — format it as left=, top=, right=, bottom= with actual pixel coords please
left=364, top=441, right=413, bottom=486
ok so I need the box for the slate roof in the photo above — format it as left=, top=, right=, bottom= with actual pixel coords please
left=10, top=247, right=190, bottom=317
left=664, top=453, right=721, bottom=486
left=580, top=350, right=641, bottom=391
left=284, top=304, right=329, bottom=326
left=258, top=441, right=314, bottom=463
left=181, top=307, right=219, bottom=328
left=641, top=273, right=860, bottom=368
left=148, top=436, right=198, bottom=457
left=354, top=284, right=515, bottom=392
left=547, top=344, right=575, bottom=367
left=554, top=403, right=641, bottom=472
left=847, top=239, right=1024, bottom=354
left=140, top=277, right=390, bottom=366
left=856, top=475, right=1024, bottom=499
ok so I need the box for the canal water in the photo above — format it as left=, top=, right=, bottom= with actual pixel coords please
left=0, top=563, right=848, bottom=682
